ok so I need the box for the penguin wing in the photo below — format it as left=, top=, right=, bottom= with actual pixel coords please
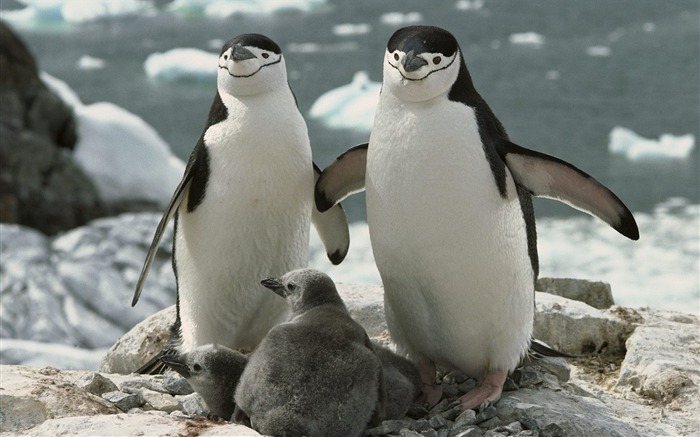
left=312, top=163, right=350, bottom=265
left=495, top=138, right=639, bottom=240
left=315, top=143, right=368, bottom=212
left=131, top=153, right=197, bottom=306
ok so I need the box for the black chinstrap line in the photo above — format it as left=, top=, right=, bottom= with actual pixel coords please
left=218, top=57, right=282, bottom=78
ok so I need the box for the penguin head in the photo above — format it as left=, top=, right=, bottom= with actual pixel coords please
left=261, top=268, right=344, bottom=314
left=160, top=345, right=247, bottom=408
left=217, top=33, right=287, bottom=96
left=383, top=25, right=462, bottom=103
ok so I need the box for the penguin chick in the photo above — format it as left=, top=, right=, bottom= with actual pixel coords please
left=233, top=269, right=386, bottom=437
left=373, top=342, right=422, bottom=419
left=159, top=344, right=248, bottom=420
left=130, top=33, right=350, bottom=374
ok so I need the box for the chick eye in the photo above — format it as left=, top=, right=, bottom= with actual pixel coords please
left=262, top=52, right=269, bottom=59
left=432, top=56, right=441, bottom=64
left=287, top=283, right=296, bottom=291
left=193, top=363, right=202, bottom=372
left=393, top=52, right=399, bottom=61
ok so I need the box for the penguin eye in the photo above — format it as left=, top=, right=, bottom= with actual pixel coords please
left=432, top=56, right=442, bottom=64
left=223, top=54, right=229, bottom=60
left=393, top=52, right=400, bottom=61
left=193, top=363, right=202, bottom=372
left=261, top=52, right=269, bottom=59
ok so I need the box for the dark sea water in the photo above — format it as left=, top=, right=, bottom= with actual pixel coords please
left=5, top=0, right=698, bottom=223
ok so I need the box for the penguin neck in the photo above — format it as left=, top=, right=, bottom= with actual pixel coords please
left=292, top=292, right=347, bottom=316
left=218, top=85, right=294, bottom=110
left=447, top=59, right=482, bottom=108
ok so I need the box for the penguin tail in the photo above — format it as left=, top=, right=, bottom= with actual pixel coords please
left=528, top=338, right=580, bottom=359
left=135, top=348, right=175, bottom=375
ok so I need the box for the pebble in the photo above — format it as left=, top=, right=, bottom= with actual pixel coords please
left=102, top=390, right=144, bottom=411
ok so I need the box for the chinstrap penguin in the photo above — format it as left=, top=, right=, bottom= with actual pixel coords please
left=233, top=269, right=386, bottom=437
left=159, top=344, right=248, bottom=420
left=130, top=34, right=350, bottom=373
left=315, top=25, right=639, bottom=410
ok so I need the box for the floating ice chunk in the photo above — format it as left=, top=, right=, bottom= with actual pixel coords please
left=168, top=0, right=326, bottom=17
left=545, top=70, right=560, bottom=80
left=40, top=73, right=185, bottom=205
left=333, top=23, right=371, bottom=37
left=309, top=71, right=380, bottom=131
left=144, top=48, right=218, bottom=82
left=77, top=55, right=106, bottom=70
left=508, top=32, right=545, bottom=48
left=287, top=41, right=359, bottom=54
left=455, top=0, right=484, bottom=11
left=2, top=0, right=153, bottom=25
left=609, top=127, right=696, bottom=160
left=586, top=46, right=612, bottom=57
left=643, top=22, right=656, bottom=32
left=0, top=338, right=108, bottom=370
left=380, top=11, right=423, bottom=26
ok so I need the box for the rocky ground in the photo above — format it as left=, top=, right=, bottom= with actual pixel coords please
left=2, top=269, right=698, bottom=436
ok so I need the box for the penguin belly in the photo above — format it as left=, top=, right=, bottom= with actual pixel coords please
left=176, top=92, right=313, bottom=352
left=366, top=98, right=534, bottom=377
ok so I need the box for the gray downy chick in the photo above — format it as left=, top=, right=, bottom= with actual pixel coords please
left=373, top=342, right=422, bottom=419
left=160, top=343, right=248, bottom=419
left=233, top=268, right=386, bottom=437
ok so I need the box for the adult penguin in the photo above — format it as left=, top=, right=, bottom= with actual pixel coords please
left=315, top=25, right=638, bottom=409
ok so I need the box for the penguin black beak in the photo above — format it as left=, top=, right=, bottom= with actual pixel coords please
left=261, top=278, right=286, bottom=298
left=402, top=50, right=428, bottom=72
left=159, top=355, right=191, bottom=378
left=231, top=45, right=256, bottom=62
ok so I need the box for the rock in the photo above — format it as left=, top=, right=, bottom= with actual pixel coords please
left=1, top=413, right=261, bottom=437
left=616, top=313, right=699, bottom=406
left=496, top=388, right=639, bottom=436
left=101, top=390, right=144, bottom=412
left=534, top=292, right=635, bottom=355
left=73, top=372, right=119, bottom=396
left=536, top=277, right=614, bottom=309
left=141, top=389, right=180, bottom=413
left=0, top=365, right=119, bottom=432
left=1, top=214, right=176, bottom=355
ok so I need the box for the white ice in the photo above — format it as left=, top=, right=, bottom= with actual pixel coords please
left=455, top=0, right=484, bottom=11
left=333, top=23, right=372, bottom=37
left=508, top=32, right=545, bottom=48
left=41, top=73, right=185, bottom=206
left=586, top=46, right=612, bottom=57
left=167, top=0, right=326, bottom=17
left=77, top=55, right=106, bottom=70
left=144, top=48, right=218, bottom=82
left=1, top=338, right=109, bottom=370
left=609, top=126, right=696, bottom=160
left=380, top=11, right=423, bottom=26
left=308, top=71, right=380, bottom=131
left=2, top=0, right=153, bottom=25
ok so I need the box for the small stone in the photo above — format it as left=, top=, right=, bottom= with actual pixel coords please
left=74, top=372, right=118, bottom=396
left=428, top=414, right=449, bottom=429
left=437, top=429, right=451, bottom=437
left=428, top=399, right=453, bottom=417
left=540, top=423, right=564, bottom=437
left=367, top=419, right=410, bottom=436
left=101, top=390, right=144, bottom=411
left=494, top=421, right=523, bottom=434
left=421, top=430, right=440, bottom=437
left=477, top=416, right=501, bottom=429
left=141, top=388, right=180, bottom=413
left=443, top=384, right=461, bottom=398
left=412, top=419, right=433, bottom=432
left=453, top=409, right=477, bottom=428
left=474, top=406, right=498, bottom=424
left=451, top=426, right=484, bottom=437
left=437, top=406, right=462, bottom=421
left=442, top=372, right=470, bottom=385
left=517, top=417, right=539, bottom=431
left=458, top=379, right=478, bottom=394
left=400, top=429, right=423, bottom=437
left=176, top=393, right=208, bottom=417
left=502, top=378, right=519, bottom=392
left=407, top=404, right=430, bottom=419
left=162, top=373, right=193, bottom=395
left=127, top=407, right=145, bottom=414
left=512, top=367, right=543, bottom=388
left=482, top=430, right=507, bottom=437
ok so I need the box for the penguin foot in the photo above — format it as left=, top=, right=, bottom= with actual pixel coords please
left=458, top=369, right=506, bottom=410
left=417, top=359, right=442, bottom=407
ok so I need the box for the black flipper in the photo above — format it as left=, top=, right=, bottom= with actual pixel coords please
left=529, top=338, right=579, bottom=359
left=495, top=138, right=639, bottom=240
left=311, top=163, right=350, bottom=265
left=315, top=143, right=368, bottom=212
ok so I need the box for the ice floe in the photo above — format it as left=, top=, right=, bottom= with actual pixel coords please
left=308, top=71, right=380, bottom=131
left=609, top=126, right=696, bottom=160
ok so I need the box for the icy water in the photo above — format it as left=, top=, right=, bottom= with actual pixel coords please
left=3, top=0, right=698, bottom=313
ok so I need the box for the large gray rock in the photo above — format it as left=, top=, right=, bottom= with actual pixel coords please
left=0, top=214, right=175, bottom=353
left=534, top=292, right=636, bottom=355
left=536, top=277, right=615, bottom=309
